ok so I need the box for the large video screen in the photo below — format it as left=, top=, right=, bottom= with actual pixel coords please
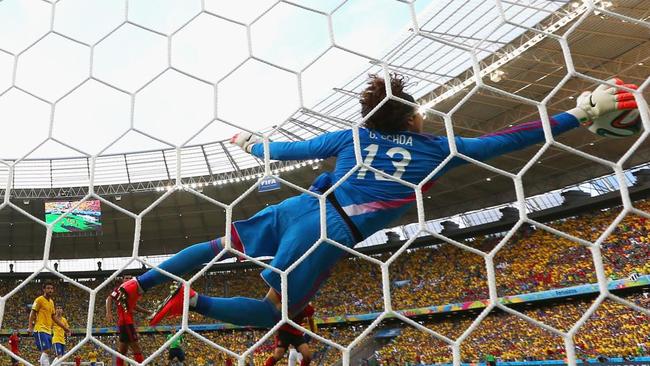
left=44, top=200, right=102, bottom=233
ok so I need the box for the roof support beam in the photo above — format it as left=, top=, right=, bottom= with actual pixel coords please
left=220, top=142, right=241, bottom=174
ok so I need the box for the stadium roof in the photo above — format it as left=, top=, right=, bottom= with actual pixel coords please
left=0, top=1, right=572, bottom=189
left=0, top=0, right=648, bottom=261
left=1, top=0, right=570, bottom=189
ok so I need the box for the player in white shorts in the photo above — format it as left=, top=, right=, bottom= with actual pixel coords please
left=288, top=347, right=303, bottom=366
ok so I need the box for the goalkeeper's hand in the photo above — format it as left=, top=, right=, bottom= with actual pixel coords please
left=568, top=78, right=638, bottom=123
left=230, top=131, right=261, bottom=154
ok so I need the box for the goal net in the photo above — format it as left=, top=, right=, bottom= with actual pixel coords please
left=0, top=1, right=648, bottom=366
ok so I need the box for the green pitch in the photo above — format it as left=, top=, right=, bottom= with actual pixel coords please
left=45, top=214, right=101, bottom=233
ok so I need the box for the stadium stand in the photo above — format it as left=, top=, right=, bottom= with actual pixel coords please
left=1, top=200, right=649, bottom=365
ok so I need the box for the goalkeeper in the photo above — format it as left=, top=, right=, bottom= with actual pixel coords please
left=117, top=75, right=639, bottom=328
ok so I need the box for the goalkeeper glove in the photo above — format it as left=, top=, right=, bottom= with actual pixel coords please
left=568, top=78, right=638, bottom=123
left=230, top=131, right=261, bottom=154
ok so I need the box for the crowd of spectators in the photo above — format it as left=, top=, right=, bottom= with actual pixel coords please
left=2, top=326, right=360, bottom=365
left=4, top=292, right=648, bottom=365
left=376, top=293, right=650, bottom=365
left=1, top=200, right=648, bottom=365
left=313, top=200, right=650, bottom=314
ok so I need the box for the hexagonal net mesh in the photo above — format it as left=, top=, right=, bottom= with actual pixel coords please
left=0, top=1, right=649, bottom=366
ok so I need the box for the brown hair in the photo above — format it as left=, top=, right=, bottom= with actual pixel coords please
left=360, top=73, right=416, bottom=133
left=42, top=280, right=54, bottom=289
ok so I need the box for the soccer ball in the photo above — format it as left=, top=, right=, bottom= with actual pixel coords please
left=584, top=109, right=642, bottom=138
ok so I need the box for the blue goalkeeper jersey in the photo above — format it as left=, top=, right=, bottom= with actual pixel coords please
left=250, top=112, right=579, bottom=239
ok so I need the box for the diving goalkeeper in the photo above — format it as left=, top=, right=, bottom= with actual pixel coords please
left=117, top=75, right=639, bottom=328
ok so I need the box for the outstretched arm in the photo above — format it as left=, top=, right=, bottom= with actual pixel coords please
left=454, top=112, right=579, bottom=162
left=454, top=78, right=638, bottom=162
left=231, top=130, right=352, bottom=161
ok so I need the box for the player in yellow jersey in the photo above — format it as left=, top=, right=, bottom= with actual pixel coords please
left=52, top=306, right=69, bottom=363
left=27, top=281, right=70, bottom=366
left=88, top=348, right=98, bottom=366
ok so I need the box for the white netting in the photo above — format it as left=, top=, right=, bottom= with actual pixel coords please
left=0, top=1, right=649, bottom=366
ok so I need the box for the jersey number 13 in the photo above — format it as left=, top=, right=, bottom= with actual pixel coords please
left=357, top=144, right=412, bottom=180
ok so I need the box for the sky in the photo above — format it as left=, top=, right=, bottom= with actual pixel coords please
left=0, top=0, right=437, bottom=160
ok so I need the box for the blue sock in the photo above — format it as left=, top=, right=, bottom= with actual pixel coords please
left=137, top=239, right=223, bottom=291
left=193, top=295, right=281, bottom=328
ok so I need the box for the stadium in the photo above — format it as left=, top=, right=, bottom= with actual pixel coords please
left=0, top=1, right=648, bottom=366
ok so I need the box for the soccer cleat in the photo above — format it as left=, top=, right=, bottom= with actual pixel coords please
left=149, top=282, right=196, bottom=326
left=117, top=278, right=141, bottom=312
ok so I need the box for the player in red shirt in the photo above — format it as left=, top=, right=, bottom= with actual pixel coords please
left=264, top=303, right=316, bottom=366
left=74, top=355, right=81, bottom=366
left=8, top=329, right=20, bottom=366
left=106, top=276, right=151, bottom=366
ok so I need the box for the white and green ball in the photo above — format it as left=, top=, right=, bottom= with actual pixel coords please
left=585, top=109, right=642, bottom=138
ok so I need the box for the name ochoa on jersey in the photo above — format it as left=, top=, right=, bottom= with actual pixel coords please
left=368, top=131, right=413, bottom=146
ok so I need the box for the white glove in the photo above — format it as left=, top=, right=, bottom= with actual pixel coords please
left=230, top=131, right=261, bottom=154
left=568, top=78, right=638, bottom=123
